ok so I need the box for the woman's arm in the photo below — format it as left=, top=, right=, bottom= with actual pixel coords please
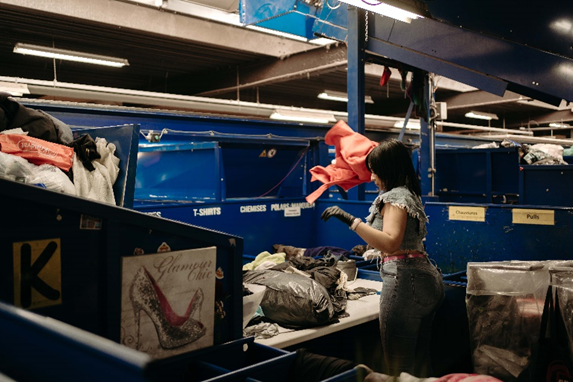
left=354, top=203, right=407, bottom=254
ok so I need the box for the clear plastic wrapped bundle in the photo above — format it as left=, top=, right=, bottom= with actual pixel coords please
left=466, top=261, right=548, bottom=381
left=549, top=265, right=573, bottom=368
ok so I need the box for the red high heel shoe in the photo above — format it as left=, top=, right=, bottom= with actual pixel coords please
left=129, top=266, right=206, bottom=350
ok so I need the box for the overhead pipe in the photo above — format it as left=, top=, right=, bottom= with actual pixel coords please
left=2, top=76, right=571, bottom=145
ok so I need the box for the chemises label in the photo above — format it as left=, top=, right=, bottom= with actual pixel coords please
left=448, top=206, right=486, bottom=222
left=239, top=205, right=266, bottom=213
left=512, top=209, right=554, bottom=225
left=13, top=238, right=62, bottom=309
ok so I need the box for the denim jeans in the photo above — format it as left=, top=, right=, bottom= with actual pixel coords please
left=379, top=256, right=444, bottom=377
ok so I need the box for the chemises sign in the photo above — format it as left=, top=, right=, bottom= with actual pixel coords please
left=237, top=202, right=313, bottom=217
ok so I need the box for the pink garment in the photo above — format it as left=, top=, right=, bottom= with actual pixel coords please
left=435, top=374, right=503, bottom=382
left=305, top=120, right=378, bottom=204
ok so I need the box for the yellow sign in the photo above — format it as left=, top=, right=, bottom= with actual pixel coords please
left=448, top=206, right=486, bottom=222
left=13, top=238, right=62, bottom=309
left=512, top=209, right=555, bottom=226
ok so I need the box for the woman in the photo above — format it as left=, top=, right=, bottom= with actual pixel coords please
left=321, top=138, right=444, bottom=378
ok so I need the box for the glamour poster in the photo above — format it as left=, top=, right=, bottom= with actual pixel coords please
left=120, top=247, right=216, bottom=358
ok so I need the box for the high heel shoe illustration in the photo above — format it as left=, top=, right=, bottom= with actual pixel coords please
left=129, top=266, right=206, bottom=350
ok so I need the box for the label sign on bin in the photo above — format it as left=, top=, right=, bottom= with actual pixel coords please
left=448, top=206, right=486, bottom=222
left=512, top=208, right=555, bottom=225
left=13, top=238, right=62, bottom=309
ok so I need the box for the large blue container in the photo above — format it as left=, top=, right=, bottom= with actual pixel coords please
left=0, top=177, right=243, bottom=346
left=239, top=0, right=322, bottom=40
left=424, top=202, right=573, bottom=273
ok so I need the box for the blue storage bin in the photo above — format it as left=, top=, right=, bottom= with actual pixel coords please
left=357, top=268, right=382, bottom=282
left=321, top=369, right=358, bottom=382
left=442, top=270, right=467, bottom=287
left=519, top=164, right=573, bottom=206
left=182, top=337, right=295, bottom=382
left=135, top=138, right=310, bottom=203
left=0, top=176, right=243, bottom=350
left=435, top=147, right=520, bottom=204
left=239, top=0, right=321, bottom=40
left=0, top=300, right=150, bottom=382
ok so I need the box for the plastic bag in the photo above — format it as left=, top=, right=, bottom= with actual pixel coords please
left=243, top=269, right=336, bottom=329
left=466, top=261, right=573, bottom=381
left=27, top=164, right=76, bottom=195
left=530, top=143, right=564, bottom=161
left=242, top=283, right=266, bottom=329
left=0, top=150, right=34, bottom=181
left=534, top=285, right=573, bottom=381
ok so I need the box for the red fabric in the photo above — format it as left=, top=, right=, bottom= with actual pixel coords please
left=435, top=374, right=503, bottom=382
left=0, top=134, right=74, bottom=171
left=305, top=120, right=378, bottom=204
left=380, top=66, right=392, bottom=87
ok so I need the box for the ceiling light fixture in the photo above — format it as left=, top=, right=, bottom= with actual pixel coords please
left=465, top=111, right=499, bottom=121
left=0, top=81, right=30, bottom=97
left=549, top=122, right=570, bottom=128
left=126, top=0, right=163, bottom=6
left=318, top=90, right=374, bottom=104
left=393, top=120, right=420, bottom=129
left=270, top=108, right=336, bottom=124
left=336, top=0, right=424, bottom=23
left=13, top=43, right=129, bottom=68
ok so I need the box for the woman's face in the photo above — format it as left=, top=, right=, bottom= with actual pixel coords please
left=371, top=172, right=384, bottom=191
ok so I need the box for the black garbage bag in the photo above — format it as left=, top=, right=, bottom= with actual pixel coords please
left=243, top=269, right=336, bottom=329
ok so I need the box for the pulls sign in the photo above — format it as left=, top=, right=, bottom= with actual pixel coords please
left=512, top=209, right=555, bottom=226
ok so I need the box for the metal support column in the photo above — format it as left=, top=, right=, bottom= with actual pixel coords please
left=419, top=72, right=436, bottom=199
left=347, top=6, right=367, bottom=200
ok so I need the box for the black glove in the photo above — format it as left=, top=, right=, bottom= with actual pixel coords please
left=321, top=206, right=356, bottom=226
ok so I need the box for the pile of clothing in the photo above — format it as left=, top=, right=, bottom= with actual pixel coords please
left=474, top=139, right=569, bottom=165
left=243, top=246, right=377, bottom=333
left=0, top=93, right=120, bottom=205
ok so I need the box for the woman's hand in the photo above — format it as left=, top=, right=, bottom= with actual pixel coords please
left=321, top=206, right=356, bottom=226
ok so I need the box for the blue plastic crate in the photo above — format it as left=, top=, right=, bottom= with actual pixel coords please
left=183, top=337, right=295, bottom=382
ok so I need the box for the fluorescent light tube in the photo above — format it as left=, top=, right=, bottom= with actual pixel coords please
left=337, top=0, right=423, bottom=23
left=549, top=123, right=570, bottom=128
left=270, top=108, right=336, bottom=124
left=393, top=120, right=420, bottom=129
left=126, top=0, right=163, bottom=6
left=318, top=90, right=374, bottom=104
left=0, top=81, right=29, bottom=97
left=465, top=111, right=499, bottom=121
left=13, top=43, right=129, bottom=68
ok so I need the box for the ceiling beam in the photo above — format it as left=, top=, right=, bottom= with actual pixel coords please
left=365, top=64, right=477, bottom=93
left=0, top=0, right=314, bottom=58
left=195, top=43, right=349, bottom=96
left=441, top=90, right=528, bottom=110
left=514, top=109, right=573, bottom=127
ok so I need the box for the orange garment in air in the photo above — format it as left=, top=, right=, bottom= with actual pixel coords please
left=305, top=120, right=378, bottom=204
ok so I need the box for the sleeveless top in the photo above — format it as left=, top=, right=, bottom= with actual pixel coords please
left=365, top=186, right=428, bottom=254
